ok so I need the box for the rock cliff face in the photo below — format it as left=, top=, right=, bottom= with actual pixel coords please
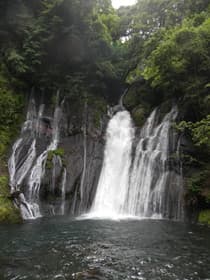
left=9, top=89, right=207, bottom=223
left=59, top=97, right=107, bottom=215
left=8, top=93, right=107, bottom=219
left=124, top=85, right=210, bottom=223
left=61, top=135, right=104, bottom=214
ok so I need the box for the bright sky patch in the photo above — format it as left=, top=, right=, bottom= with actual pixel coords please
left=112, top=0, right=137, bottom=9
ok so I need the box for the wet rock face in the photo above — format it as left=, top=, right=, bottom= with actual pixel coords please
left=56, top=97, right=108, bottom=215
left=61, top=134, right=104, bottom=215
left=8, top=93, right=107, bottom=219
left=37, top=104, right=106, bottom=216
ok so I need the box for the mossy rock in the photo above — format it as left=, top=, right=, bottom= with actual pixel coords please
left=124, top=87, right=140, bottom=110
left=48, top=148, right=64, bottom=159
left=46, top=148, right=65, bottom=169
left=124, top=80, right=158, bottom=111
left=131, top=105, right=147, bottom=127
left=158, top=100, right=174, bottom=122
left=0, top=175, right=22, bottom=223
left=88, top=95, right=106, bottom=128
left=0, top=202, right=21, bottom=224
left=198, top=210, right=210, bottom=225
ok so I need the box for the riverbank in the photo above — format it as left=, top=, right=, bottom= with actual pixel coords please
left=0, top=174, right=21, bottom=223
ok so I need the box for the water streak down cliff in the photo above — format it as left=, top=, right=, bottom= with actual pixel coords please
left=8, top=92, right=105, bottom=219
left=8, top=93, right=65, bottom=219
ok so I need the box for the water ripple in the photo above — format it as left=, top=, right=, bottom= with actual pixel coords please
left=0, top=219, right=210, bottom=280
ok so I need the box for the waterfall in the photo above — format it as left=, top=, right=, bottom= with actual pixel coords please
left=80, top=100, right=88, bottom=202
left=8, top=96, right=37, bottom=193
left=26, top=150, right=48, bottom=218
left=60, top=168, right=67, bottom=215
left=10, top=90, right=183, bottom=221
left=87, top=106, right=183, bottom=220
left=126, top=106, right=183, bottom=219
left=8, top=91, right=65, bottom=220
left=24, top=92, right=62, bottom=219
left=88, top=110, right=134, bottom=218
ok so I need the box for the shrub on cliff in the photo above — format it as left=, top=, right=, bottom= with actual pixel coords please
left=0, top=176, right=21, bottom=223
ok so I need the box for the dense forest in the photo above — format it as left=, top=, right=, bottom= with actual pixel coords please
left=0, top=0, right=210, bottom=223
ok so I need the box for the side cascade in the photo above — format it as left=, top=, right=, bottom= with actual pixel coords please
left=88, top=106, right=184, bottom=220
left=126, top=106, right=183, bottom=220
left=8, top=92, right=65, bottom=219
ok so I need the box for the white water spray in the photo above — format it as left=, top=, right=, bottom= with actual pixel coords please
left=89, top=110, right=134, bottom=218
left=8, top=91, right=65, bottom=220
left=126, top=106, right=182, bottom=219
left=80, top=100, right=88, bottom=202
left=87, top=106, right=183, bottom=220
left=8, top=96, right=37, bottom=192
left=60, top=168, right=67, bottom=215
left=25, top=92, right=62, bottom=219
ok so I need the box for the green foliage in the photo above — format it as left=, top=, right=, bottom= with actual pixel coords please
left=0, top=0, right=123, bottom=101
left=0, top=176, right=21, bottom=223
left=142, top=15, right=210, bottom=98
left=198, top=210, right=210, bottom=225
left=6, top=49, right=28, bottom=75
left=180, top=154, right=199, bottom=166
left=0, top=70, right=23, bottom=158
left=46, top=160, right=53, bottom=170
left=186, top=168, right=210, bottom=206
left=115, top=0, right=210, bottom=82
left=88, top=95, right=106, bottom=128
left=46, top=148, right=65, bottom=169
left=117, top=0, right=210, bottom=112
left=187, top=172, right=204, bottom=194
left=0, top=67, right=22, bottom=224
left=53, top=148, right=64, bottom=157
left=132, top=105, right=147, bottom=127
left=47, top=148, right=64, bottom=161
left=176, top=116, right=210, bottom=149
left=96, top=61, right=117, bottom=79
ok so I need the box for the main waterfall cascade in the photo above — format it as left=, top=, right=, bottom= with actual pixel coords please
left=89, top=110, right=134, bottom=218
left=88, top=106, right=184, bottom=220
left=8, top=93, right=66, bottom=219
left=8, top=92, right=184, bottom=220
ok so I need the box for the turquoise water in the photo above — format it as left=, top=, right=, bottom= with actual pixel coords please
left=0, top=218, right=210, bottom=279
